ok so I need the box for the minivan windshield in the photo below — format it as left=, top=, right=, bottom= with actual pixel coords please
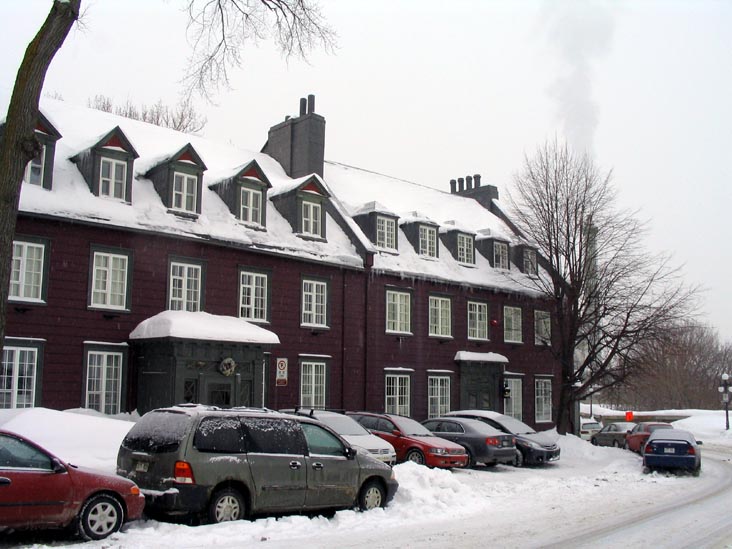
left=122, top=411, right=191, bottom=453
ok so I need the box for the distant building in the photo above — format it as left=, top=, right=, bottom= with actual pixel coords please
left=2, top=95, right=560, bottom=427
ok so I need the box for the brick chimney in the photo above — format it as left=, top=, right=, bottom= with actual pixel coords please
left=449, top=173, right=500, bottom=209
left=262, top=94, right=325, bottom=178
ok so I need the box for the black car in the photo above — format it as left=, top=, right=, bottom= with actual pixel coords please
left=444, top=410, right=560, bottom=466
left=421, top=417, right=516, bottom=467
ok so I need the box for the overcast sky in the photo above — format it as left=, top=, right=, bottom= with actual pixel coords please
left=2, top=0, right=730, bottom=343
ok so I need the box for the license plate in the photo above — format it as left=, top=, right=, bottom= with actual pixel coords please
left=135, top=461, right=149, bottom=472
left=663, top=447, right=676, bottom=454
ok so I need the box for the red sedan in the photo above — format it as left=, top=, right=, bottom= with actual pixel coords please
left=0, top=430, right=145, bottom=540
left=624, top=422, right=673, bottom=454
left=347, top=412, right=469, bottom=468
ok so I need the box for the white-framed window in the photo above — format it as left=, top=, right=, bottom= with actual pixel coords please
left=99, top=157, right=127, bottom=200
left=91, top=251, right=128, bottom=310
left=523, top=249, right=537, bottom=275
left=419, top=226, right=437, bottom=258
left=239, top=271, right=268, bottom=321
left=376, top=216, right=397, bottom=249
left=9, top=241, right=45, bottom=302
left=467, top=301, right=489, bottom=340
left=240, top=187, right=262, bottom=225
left=169, top=262, right=202, bottom=312
left=385, top=374, right=410, bottom=416
left=172, top=172, right=198, bottom=213
left=86, top=351, right=122, bottom=415
left=504, top=306, right=523, bottom=343
left=457, top=233, right=474, bottom=264
left=535, top=310, right=551, bottom=345
left=494, top=242, right=509, bottom=269
left=301, top=279, right=328, bottom=327
left=1, top=347, right=37, bottom=409
left=535, top=378, right=553, bottom=423
left=386, top=290, right=411, bottom=334
left=504, top=378, right=523, bottom=420
left=23, top=146, right=45, bottom=186
left=429, top=296, right=452, bottom=337
left=428, top=376, right=450, bottom=418
left=302, top=201, right=322, bottom=237
left=300, top=361, right=326, bottom=408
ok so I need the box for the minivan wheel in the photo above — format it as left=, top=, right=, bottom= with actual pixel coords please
left=77, top=494, right=124, bottom=540
left=209, top=488, right=246, bottom=523
left=406, top=449, right=425, bottom=465
left=358, top=480, right=386, bottom=511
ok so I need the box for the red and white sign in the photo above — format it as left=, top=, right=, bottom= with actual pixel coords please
left=276, top=358, right=288, bottom=386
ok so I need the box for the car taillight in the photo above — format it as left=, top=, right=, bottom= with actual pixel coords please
left=486, top=437, right=500, bottom=446
left=645, top=444, right=655, bottom=454
left=687, top=446, right=695, bottom=455
left=174, top=461, right=195, bottom=484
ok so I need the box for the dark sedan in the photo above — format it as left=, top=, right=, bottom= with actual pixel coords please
left=591, top=422, right=637, bottom=447
left=444, top=410, right=560, bottom=466
left=643, top=429, right=702, bottom=475
left=422, top=417, right=516, bottom=467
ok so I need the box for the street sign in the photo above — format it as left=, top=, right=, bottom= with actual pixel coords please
left=276, top=358, right=288, bottom=386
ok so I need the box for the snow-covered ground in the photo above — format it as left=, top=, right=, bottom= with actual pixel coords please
left=2, top=406, right=732, bottom=548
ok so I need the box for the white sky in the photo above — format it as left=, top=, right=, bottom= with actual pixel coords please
left=2, top=0, right=730, bottom=341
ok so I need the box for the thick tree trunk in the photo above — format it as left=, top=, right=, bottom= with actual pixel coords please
left=0, top=0, right=80, bottom=347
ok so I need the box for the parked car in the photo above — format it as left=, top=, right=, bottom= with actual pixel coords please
left=346, top=412, right=469, bottom=468
left=444, top=410, right=560, bottom=466
left=281, top=409, right=397, bottom=465
left=591, top=422, right=637, bottom=447
left=643, top=429, right=702, bottom=475
left=579, top=419, right=603, bottom=441
left=624, top=422, right=673, bottom=454
left=421, top=417, right=516, bottom=467
left=117, top=405, right=398, bottom=523
left=0, top=429, right=145, bottom=540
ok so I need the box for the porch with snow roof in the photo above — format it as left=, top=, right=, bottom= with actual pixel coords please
left=454, top=351, right=509, bottom=412
left=129, top=311, right=280, bottom=413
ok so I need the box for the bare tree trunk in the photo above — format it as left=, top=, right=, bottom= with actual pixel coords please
left=0, top=0, right=80, bottom=347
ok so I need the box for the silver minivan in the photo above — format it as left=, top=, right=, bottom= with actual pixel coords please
left=116, top=405, right=398, bottom=523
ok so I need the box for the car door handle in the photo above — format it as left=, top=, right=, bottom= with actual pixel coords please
left=312, top=462, right=324, bottom=471
left=289, top=461, right=302, bottom=470
left=0, top=477, right=10, bottom=486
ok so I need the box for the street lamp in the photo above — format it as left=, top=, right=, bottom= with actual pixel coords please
left=718, top=373, right=730, bottom=431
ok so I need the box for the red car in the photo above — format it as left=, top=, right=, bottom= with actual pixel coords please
left=0, top=430, right=145, bottom=540
left=347, top=412, right=469, bottom=468
left=624, top=422, right=673, bottom=454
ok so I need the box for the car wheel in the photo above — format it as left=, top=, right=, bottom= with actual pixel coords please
left=208, top=488, right=246, bottom=523
left=358, top=479, right=386, bottom=511
left=513, top=449, right=524, bottom=467
left=77, top=494, right=124, bottom=541
left=406, top=449, right=425, bottom=465
left=591, top=437, right=598, bottom=446
left=693, top=465, right=701, bottom=477
left=643, top=466, right=653, bottom=474
left=612, top=440, right=620, bottom=448
left=465, top=449, right=475, bottom=468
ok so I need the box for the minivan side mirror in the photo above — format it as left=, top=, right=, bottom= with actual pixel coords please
left=344, top=447, right=357, bottom=460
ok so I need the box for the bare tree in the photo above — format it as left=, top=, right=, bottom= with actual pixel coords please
left=509, top=140, right=697, bottom=434
left=184, top=0, right=336, bottom=99
left=87, top=95, right=207, bottom=133
left=0, top=0, right=334, bottom=349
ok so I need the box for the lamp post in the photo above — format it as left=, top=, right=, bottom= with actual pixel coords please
left=719, top=373, right=730, bottom=431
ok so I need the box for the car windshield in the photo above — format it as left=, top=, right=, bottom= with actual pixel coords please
left=648, top=424, right=673, bottom=433
left=318, top=414, right=370, bottom=436
left=495, top=416, right=536, bottom=435
left=392, top=416, right=433, bottom=436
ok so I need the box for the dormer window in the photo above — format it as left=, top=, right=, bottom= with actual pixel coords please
left=23, top=146, right=45, bottom=186
left=419, top=226, right=437, bottom=258
left=209, top=160, right=271, bottom=229
left=457, top=233, right=475, bottom=264
left=494, top=242, right=509, bottom=269
left=99, top=157, right=127, bottom=200
left=523, top=249, right=537, bottom=275
left=240, top=186, right=262, bottom=225
left=377, top=216, right=397, bottom=249
left=173, top=172, right=198, bottom=213
left=302, top=200, right=322, bottom=237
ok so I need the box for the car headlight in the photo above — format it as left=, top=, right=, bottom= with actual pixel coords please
left=429, top=448, right=446, bottom=455
left=526, top=440, right=542, bottom=450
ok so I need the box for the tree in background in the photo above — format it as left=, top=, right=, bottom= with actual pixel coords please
left=509, top=140, right=697, bottom=434
left=87, top=95, right=207, bottom=133
left=602, top=325, right=732, bottom=410
left=0, top=0, right=335, bottom=348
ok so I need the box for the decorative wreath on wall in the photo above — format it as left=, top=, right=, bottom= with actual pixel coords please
left=218, top=357, right=237, bottom=377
